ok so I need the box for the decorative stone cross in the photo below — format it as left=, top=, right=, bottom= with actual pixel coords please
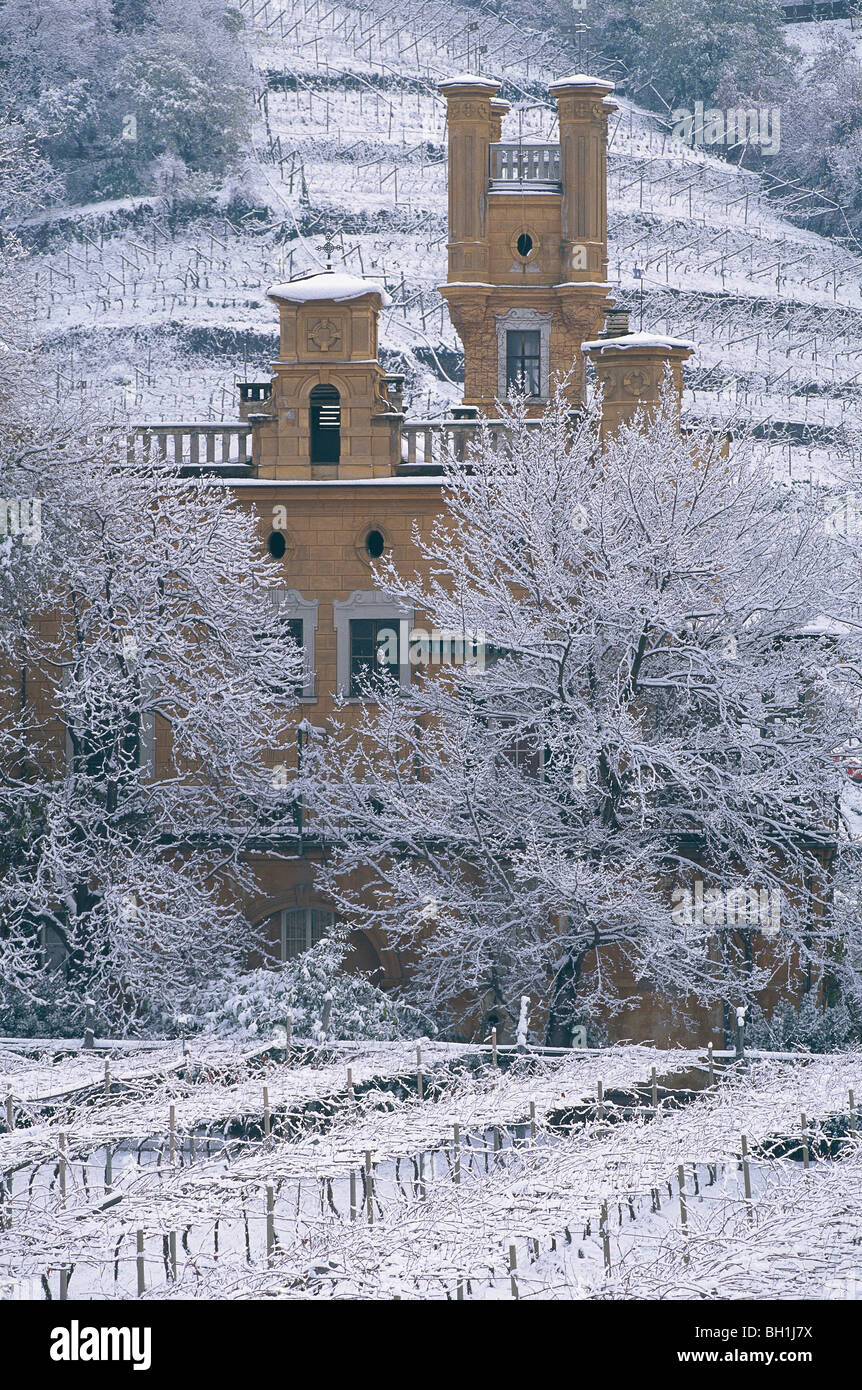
left=319, top=234, right=337, bottom=270
left=308, top=318, right=341, bottom=351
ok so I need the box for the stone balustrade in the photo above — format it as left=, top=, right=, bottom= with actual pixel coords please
left=128, top=423, right=253, bottom=469
left=489, top=142, right=562, bottom=187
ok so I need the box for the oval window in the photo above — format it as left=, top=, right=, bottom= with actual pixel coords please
left=365, top=529, right=385, bottom=559
left=268, top=531, right=286, bottom=559
left=517, top=233, right=533, bottom=258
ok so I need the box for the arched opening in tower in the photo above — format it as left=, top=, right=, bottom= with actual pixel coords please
left=310, top=384, right=341, bottom=463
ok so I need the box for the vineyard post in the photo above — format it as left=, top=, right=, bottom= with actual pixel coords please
left=600, top=1201, right=611, bottom=1271
left=365, top=1151, right=374, bottom=1225
left=266, top=1185, right=275, bottom=1264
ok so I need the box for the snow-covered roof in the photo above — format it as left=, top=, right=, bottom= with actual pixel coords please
left=438, top=73, right=501, bottom=90
left=549, top=74, right=615, bottom=92
left=582, top=331, right=697, bottom=354
left=266, top=272, right=392, bottom=307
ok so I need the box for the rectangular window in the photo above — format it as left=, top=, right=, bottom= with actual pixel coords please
left=506, top=329, right=541, bottom=397
left=281, top=907, right=334, bottom=960
left=349, top=618, right=400, bottom=696
left=287, top=617, right=304, bottom=696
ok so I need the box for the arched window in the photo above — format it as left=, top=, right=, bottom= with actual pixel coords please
left=280, top=906, right=335, bottom=960
left=310, top=384, right=341, bottom=463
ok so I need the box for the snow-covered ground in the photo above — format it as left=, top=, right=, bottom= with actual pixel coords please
left=1, top=1040, right=860, bottom=1300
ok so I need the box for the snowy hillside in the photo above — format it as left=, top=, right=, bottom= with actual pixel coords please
left=18, top=0, right=862, bottom=485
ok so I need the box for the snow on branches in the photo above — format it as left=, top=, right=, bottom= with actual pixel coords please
left=0, top=415, right=305, bottom=1032
left=306, top=384, right=862, bottom=1042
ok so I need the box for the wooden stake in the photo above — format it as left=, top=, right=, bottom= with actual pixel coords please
left=651, top=1066, right=658, bottom=1112
left=600, top=1201, right=611, bottom=1270
left=266, top=1185, right=275, bottom=1263
left=708, top=1041, right=715, bottom=1087
left=801, top=1112, right=810, bottom=1169
left=347, top=1067, right=355, bottom=1101
left=105, top=1147, right=112, bottom=1193
left=59, top=1266, right=68, bottom=1300
left=851, top=1089, right=857, bottom=1134
left=741, top=1133, right=752, bottom=1200
left=529, top=1100, right=537, bottom=1142
left=263, top=1086, right=271, bottom=1148
left=169, top=1104, right=176, bottom=1167
left=365, top=1151, right=374, bottom=1225
left=5, top=1087, right=12, bottom=1131
left=169, top=1231, right=177, bottom=1282
left=136, top=1230, right=145, bottom=1296
left=597, top=1079, right=605, bottom=1122
left=491, top=1027, right=498, bottom=1068
left=349, top=1169, right=357, bottom=1221
left=453, top=1123, right=461, bottom=1184
left=509, top=1243, right=518, bottom=1298
left=59, top=1134, right=67, bottom=1199
left=104, top=1060, right=111, bottom=1100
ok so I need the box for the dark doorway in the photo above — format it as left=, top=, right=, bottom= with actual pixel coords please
left=310, top=384, right=341, bottom=463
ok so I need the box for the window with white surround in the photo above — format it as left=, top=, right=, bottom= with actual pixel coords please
left=496, top=307, right=552, bottom=401
left=61, top=663, right=155, bottom=776
left=262, top=588, right=318, bottom=700
left=332, top=590, right=413, bottom=698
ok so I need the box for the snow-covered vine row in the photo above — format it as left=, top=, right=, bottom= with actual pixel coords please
left=1, top=1044, right=860, bottom=1300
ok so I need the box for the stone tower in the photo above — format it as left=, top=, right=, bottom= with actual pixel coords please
left=437, top=73, right=616, bottom=414
left=252, top=271, right=403, bottom=479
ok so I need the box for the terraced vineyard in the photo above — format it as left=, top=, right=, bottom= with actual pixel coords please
left=2, top=1040, right=860, bottom=1299
left=17, top=0, right=862, bottom=492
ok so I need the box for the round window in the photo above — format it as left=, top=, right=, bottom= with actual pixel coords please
left=365, top=529, right=385, bottom=559
left=516, top=232, right=533, bottom=258
left=268, top=531, right=286, bottom=559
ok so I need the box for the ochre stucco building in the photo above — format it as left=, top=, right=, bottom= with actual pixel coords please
left=128, top=74, right=824, bottom=1046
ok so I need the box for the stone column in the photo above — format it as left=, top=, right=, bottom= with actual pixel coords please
left=550, top=75, right=616, bottom=285
left=438, top=75, right=501, bottom=283
left=581, top=333, right=695, bottom=439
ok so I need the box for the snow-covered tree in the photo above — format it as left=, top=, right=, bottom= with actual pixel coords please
left=773, top=30, right=862, bottom=242
left=305, top=386, right=862, bottom=1044
left=541, top=0, right=791, bottom=109
left=0, top=410, right=305, bottom=1033
left=0, top=0, right=252, bottom=201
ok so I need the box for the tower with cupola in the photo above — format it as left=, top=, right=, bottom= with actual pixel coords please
left=252, top=269, right=404, bottom=479
left=437, top=73, right=616, bottom=414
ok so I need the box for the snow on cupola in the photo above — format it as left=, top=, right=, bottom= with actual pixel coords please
left=582, top=320, right=695, bottom=440
left=250, top=248, right=403, bottom=481
left=266, top=271, right=392, bottom=308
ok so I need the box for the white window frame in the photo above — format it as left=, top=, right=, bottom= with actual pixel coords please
left=280, top=906, right=335, bottom=961
left=264, top=587, right=318, bottom=700
left=496, top=307, right=552, bottom=402
left=332, top=589, right=413, bottom=699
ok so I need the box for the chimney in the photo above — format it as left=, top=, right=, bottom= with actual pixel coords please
left=582, top=332, right=695, bottom=438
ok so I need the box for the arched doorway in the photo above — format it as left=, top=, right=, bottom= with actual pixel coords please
left=309, top=384, right=341, bottom=463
